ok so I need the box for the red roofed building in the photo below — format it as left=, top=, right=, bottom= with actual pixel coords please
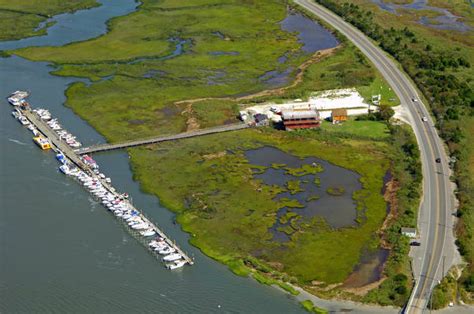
left=281, top=110, right=320, bottom=130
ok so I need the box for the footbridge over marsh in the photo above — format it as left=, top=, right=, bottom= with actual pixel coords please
left=75, top=123, right=251, bottom=154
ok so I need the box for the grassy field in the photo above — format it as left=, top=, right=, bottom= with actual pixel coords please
left=0, top=0, right=99, bottom=41
left=319, top=118, right=390, bottom=140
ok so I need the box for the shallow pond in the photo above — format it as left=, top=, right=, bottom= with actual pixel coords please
left=371, top=0, right=470, bottom=32
left=258, top=11, right=339, bottom=88
left=280, top=12, right=339, bottom=54
left=245, top=146, right=362, bottom=240
left=343, top=248, right=390, bottom=288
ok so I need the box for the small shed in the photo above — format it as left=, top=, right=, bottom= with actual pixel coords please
left=401, top=227, right=417, bottom=238
left=331, top=109, right=348, bottom=122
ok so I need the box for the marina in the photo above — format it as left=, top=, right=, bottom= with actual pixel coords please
left=7, top=91, right=193, bottom=269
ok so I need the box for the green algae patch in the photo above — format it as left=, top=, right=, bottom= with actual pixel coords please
left=326, top=186, right=345, bottom=196
left=129, top=128, right=389, bottom=284
left=279, top=212, right=299, bottom=225
left=286, top=163, right=323, bottom=176
left=286, top=180, right=304, bottom=195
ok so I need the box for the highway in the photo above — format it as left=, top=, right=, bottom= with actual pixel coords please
left=293, top=0, right=454, bottom=312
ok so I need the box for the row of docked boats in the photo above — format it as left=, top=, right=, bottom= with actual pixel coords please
left=32, top=108, right=83, bottom=149
left=56, top=152, right=188, bottom=270
left=11, top=108, right=52, bottom=149
left=7, top=91, right=190, bottom=270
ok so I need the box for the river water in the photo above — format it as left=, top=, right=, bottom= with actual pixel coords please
left=0, top=1, right=382, bottom=313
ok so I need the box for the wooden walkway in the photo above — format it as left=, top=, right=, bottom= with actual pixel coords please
left=75, top=123, right=250, bottom=154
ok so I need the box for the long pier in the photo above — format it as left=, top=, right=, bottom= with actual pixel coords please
left=21, top=107, right=194, bottom=266
left=76, top=123, right=250, bottom=154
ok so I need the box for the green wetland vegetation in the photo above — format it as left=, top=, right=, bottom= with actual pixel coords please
left=4, top=0, right=423, bottom=307
left=0, top=0, right=99, bottom=41
left=129, top=128, right=390, bottom=284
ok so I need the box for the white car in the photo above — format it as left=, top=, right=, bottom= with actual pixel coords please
left=422, top=116, right=428, bottom=122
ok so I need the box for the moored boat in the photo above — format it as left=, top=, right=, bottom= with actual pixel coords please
left=18, top=115, right=30, bottom=126
left=163, top=253, right=182, bottom=262
left=33, top=136, right=51, bottom=150
left=140, top=229, right=156, bottom=237
left=166, top=259, right=186, bottom=270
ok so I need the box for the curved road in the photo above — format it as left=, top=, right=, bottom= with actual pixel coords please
left=293, top=0, right=454, bottom=312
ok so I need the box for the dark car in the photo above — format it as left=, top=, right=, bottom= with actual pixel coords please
left=435, top=158, right=441, bottom=163
left=410, top=241, right=421, bottom=246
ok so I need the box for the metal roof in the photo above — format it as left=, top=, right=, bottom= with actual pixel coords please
left=282, top=110, right=319, bottom=120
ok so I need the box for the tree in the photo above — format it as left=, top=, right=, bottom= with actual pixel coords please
left=378, top=104, right=395, bottom=121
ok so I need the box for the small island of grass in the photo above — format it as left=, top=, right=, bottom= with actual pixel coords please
left=326, top=186, right=345, bottom=196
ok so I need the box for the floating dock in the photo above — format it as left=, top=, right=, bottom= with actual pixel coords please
left=15, top=104, right=193, bottom=267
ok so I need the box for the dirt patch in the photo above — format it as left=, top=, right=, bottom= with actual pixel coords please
left=343, top=277, right=387, bottom=296
left=202, top=151, right=226, bottom=160
left=379, top=172, right=399, bottom=249
left=181, top=103, right=200, bottom=131
left=128, top=119, right=146, bottom=125
left=268, top=261, right=284, bottom=271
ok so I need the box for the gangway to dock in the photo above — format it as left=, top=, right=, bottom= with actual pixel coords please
left=20, top=107, right=194, bottom=267
left=75, top=123, right=250, bottom=155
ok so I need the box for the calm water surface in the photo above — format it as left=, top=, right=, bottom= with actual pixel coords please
left=0, top=1, right=306, bottom=313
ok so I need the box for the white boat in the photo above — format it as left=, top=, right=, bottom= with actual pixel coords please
left=9, top=90, right=29, bottom=99
left=27, top=124, right=39, bottom=136
left=18, top=116, right=30, bottom=126
left=11, top=110, right=20, bottom=118
left=128, top=220, right=142, bottom=226
left=59, top=165, right=71, bottom=175
left=163, top=253, right=182, bottom=262
left=158, top=247, right=176, bottom=255
left=35, top=109, right=52, bottom=120
left=140, top=229, right=156, bottom=237
left=131, top=223, right=149, bottom=230
left=166, top=259, right=186, bottom=270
